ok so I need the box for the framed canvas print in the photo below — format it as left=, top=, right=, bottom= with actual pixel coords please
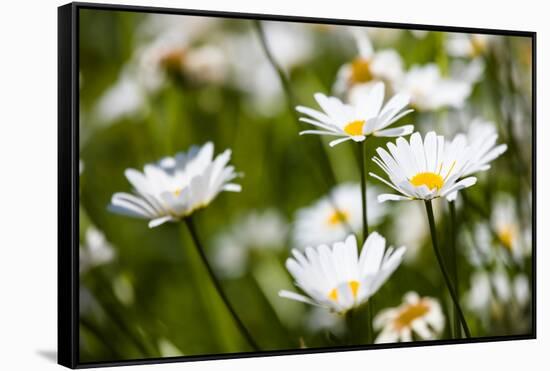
left=58, top=2, right=536, bottom=368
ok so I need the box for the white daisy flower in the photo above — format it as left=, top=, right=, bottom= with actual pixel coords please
left=374, top=292, right=445, bottom=343
left=370, top=131, right=477, bottom=202
left=279, top=233, right=406, bottom=314
left=333, top=29, right=404, bottom=95
left=80, top=227, right=116, bottom=274
left=296, top=82, right=413, bottom=147
left=109, top=142, right=241, bottom=228
left=395, top=64, right=472, bottom=111
left=293, top=183, right=386, bottom=247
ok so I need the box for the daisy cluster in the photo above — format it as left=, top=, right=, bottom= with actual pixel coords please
left=77, top=13, right=531, bottom=355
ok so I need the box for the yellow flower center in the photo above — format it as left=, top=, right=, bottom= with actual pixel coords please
left=326, top=209, right=350, bottom=226
left=497, top=224, right=516, bottom=250
left=173, top=188, right=182, bottom=197
left=160, top=48, right=186, bottom=72
left=350, top=57, right=373, bottom=83
left=328, top=280, right=360, bottom=302
left=410, top=172, right=444, bottom=190
left=344, top=120, right=365, bottom=136
left=349, top=280, right=360, bottom=298
left=393, top=301, right=430, bottom=330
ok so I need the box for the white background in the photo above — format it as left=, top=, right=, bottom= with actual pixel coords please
left=0, top=0, right=546, bottom=369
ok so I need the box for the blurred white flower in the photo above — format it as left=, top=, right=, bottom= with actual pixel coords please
left=466, top=269, right=530, bottom=325
left=297, top=82, right=413, bottom=147
left=212, top=209, right=288, bottom=278
left=260, top=21, right=315, bottom=69
left=223, top=22, right=314, bottom=116
left=466, top=222, right=494, bottom=267
left=446, top=33, right=494, bottom=59
left=450, top=58, right=485, bottom=84
left=391, top=200, right=443, bottom=263
left=112, top=274, right=134, bottom=306
left=109, top=142, right=241, bottom=228
left=492, top=194, right=531, bottom=262
left=305, top=307, right=345, bottom=334
left=293, top=182, right=386, bottom=248
left=410, top=30, right=429, bottom=39
left=232, top=209, right=288, bottom=249
left=95, top=71, right=146, bottom=122
left=80, top=286, right=101, bottom=316
left=94, top=14, right=227, bottom=124
left=445, top=33, right=494, bottom=88
left=458, top=119, right=508, bottom=176
left=212, top=237, right=248, bottom=278
left=370, top=131, right=477, bottom=202
left=395, top=64, right=472, bottom=111
left=183, top=45, right=228, bottom=84
left=333, top=29, right=404, bottom=95
left=466, top=194, right=530, bottom=268
left=136, top=14, right=222, bottom=91
left=446, top=119, right=507, bottom=201
left=279, top=233, right=406, bottom=314
left=374, top=291, right=444, bottom=343
left=80, top=227, right=116, bottom=273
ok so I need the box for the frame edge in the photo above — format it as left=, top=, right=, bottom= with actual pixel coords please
left=58, top=2, right=78, bottom=369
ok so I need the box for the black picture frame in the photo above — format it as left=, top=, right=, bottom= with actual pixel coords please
left=58, top=2, right=537, bottom=369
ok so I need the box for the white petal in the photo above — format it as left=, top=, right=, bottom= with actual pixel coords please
left=378, top=193, right=411, bottom=202
left=148, top=216, right=174, bottom=228
left=222, top=183, right=242, bottom=192
left=329, top=137, right=353, bottom=147
left=374, top=125, right=414, bottom=137
left=299, top=130, right=345, bottom=137
left=278, top=290, right=319, bottom=307
left=359, top=232, right=385, bottom=276
left=441, top=176, right=477, bottom=199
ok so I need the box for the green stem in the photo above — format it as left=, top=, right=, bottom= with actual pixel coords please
left=345, top=309, right=360, bottom=345
left=424, top=200, right=471, bottom=338
left=358, top=140, right=373, bottom=342
left=358, top=141, right=369, bottom=243
left=366, top=299, right=374, bottom=343
left=449, top=201, right=461, bottom=338
left=253, top=20, right=354, bottom=237
left=184, top=217, right=260, bottom=351
left=253, top=20, right=298, bottom=123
